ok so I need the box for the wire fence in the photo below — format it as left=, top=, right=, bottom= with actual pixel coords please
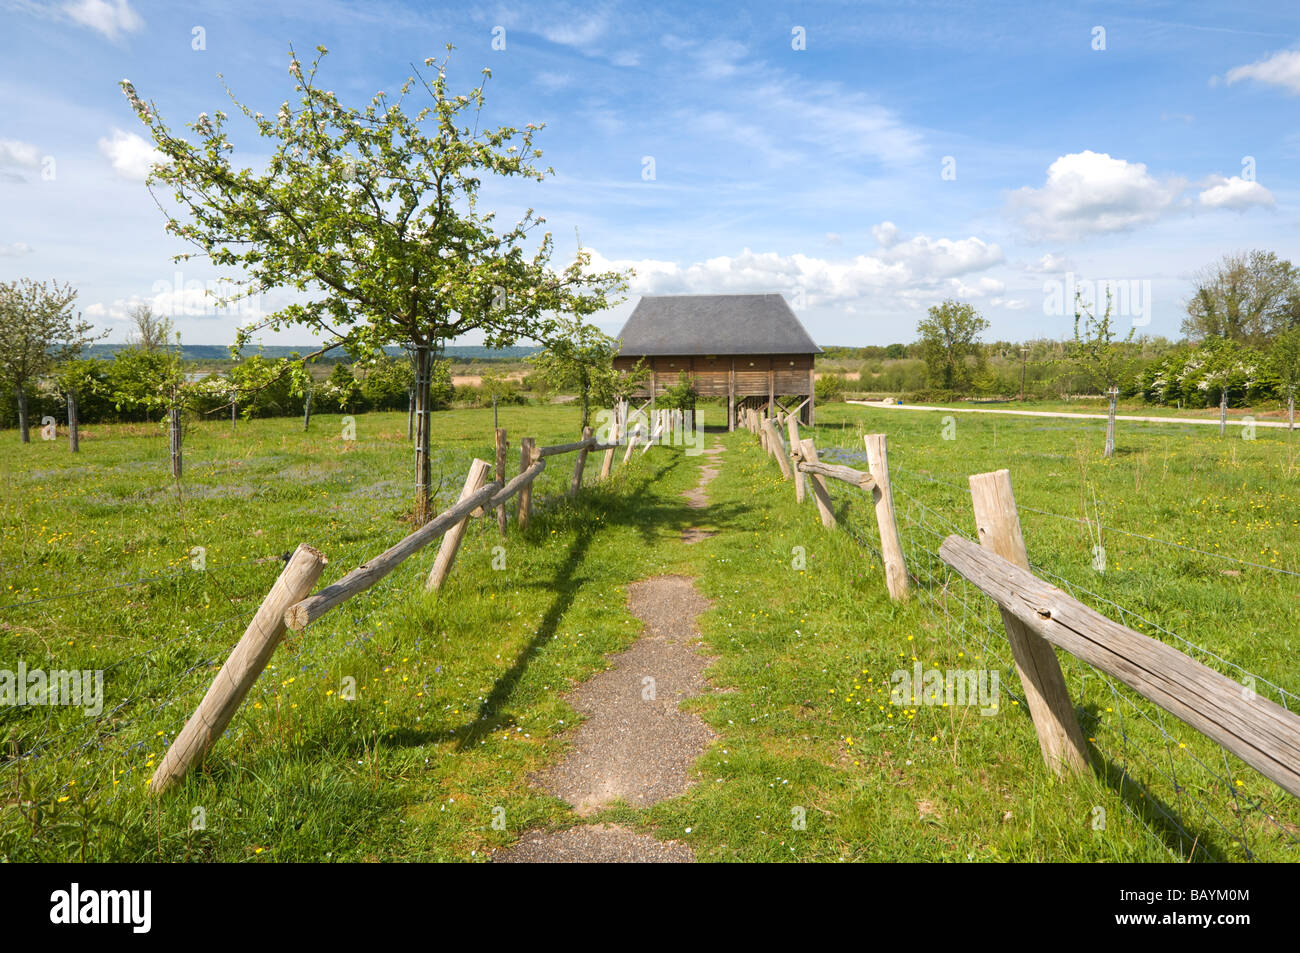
left=817, top=442, right=1300, bottom=862
left=1, top=430, right=609, bottom=822
left=0, top=445, right=480, bottom=813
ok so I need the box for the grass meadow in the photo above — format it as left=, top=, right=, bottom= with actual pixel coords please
left=1, top=401, right=1297, bottom=861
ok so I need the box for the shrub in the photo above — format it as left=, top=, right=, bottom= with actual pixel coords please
left=659, top=371, right=697, bottom=410
left=814, top=373, right=848, bottom=403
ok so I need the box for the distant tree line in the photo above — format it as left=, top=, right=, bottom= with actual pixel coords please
left=817, top=248, right=1300, bottom=410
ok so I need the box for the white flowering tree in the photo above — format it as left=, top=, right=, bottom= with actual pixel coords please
left=122, top=45, right=627, bottom=523
left=0, top=279, right=101, bottom=443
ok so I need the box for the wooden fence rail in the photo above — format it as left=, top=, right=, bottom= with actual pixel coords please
left=795, top=458, right=875, bottom=491
left=742, top=413, right=1300, bottom=801
left=739, top=409, right=907, bottom=599
left=150, top=412, right=669, bottom=793
left=939, top=532, right=1300, bottom=797
left=285, top=476, right=503, bottom=631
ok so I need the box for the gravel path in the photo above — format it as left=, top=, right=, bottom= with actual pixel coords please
left=493, top=824, right=695, bottom=863
left=847, top=399, right=1291, bottom=428
left=492, top=445, right=723, bottom=863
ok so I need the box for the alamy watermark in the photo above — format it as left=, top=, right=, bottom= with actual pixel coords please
left=596, top=407, right=706, bottom=455
left=1043, top=272, right=1151, bottom=327
left=1, top=664, right=103, bottom=716
left=890, top=662, right=1000, bottom=715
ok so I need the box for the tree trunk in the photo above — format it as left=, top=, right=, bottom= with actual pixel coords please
left=67, top=390, right=79, bottom=453
left=1219, top=389, right=1228, bottom=437
left=16, top=386, right=29, bottom=443
left=413, top=344, right=434, bottom=524
left=169, top=407, right=183, bottom=478
left=407, top=389, right=414, bottom=441
left=1104, top=387, right=1117, bottom=458
left=231, top=395, right=237, bottom=430
left=580, top=368, right=590, bottom=430
left=302, top=388, right=313, bottom=431
left=1289, top=390, right=1295, bottom=433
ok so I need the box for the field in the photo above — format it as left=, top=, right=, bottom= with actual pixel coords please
left=1, top=402, right=1297, bottom=861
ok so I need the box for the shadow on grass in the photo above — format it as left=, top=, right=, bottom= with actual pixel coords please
left=449, top=451, right=750, bottom=749
left=285, top=449, right=752, bottom=758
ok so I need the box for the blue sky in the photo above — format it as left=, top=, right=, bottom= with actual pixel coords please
left=1, top=0, right=1298, bottom=348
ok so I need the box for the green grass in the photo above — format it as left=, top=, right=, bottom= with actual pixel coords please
left=1, top=402, right=1296, bottom=861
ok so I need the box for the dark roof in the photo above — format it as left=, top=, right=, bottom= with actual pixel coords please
left=615, top=293, right=821, bottom=357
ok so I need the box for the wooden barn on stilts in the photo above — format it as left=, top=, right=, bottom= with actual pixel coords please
left=612, top=293, right=821, bottom=429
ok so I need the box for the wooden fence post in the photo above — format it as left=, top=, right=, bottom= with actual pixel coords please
left=570, top=426, right=593, bottom=496
left=788, top=416, right=805, bottom=503
left=863, top=434, right=909, bottom=600
left=762, top=418, right=793, bottom=480
left=623, top=428, right=640, bottom=464
left=150, top=543, right=328, bottom=794
left=427, top=459, right=493, bottom=591
left=801, top=438, right=836, bottom=528
left=600, top=412, right=618, bottom=480
left=518, top=437, right=535, bottom=529
left=968, top=469, right=1092, bottom=776
left=495, top=428, right=508, bottom=536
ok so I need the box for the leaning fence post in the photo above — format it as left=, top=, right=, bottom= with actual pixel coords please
left=518, top=437, right=536, bottom=529
left=863, top=434, right=910, bottom=601
left=427, top=458, right=493, bottom=591
left=623, top=427, right=640, bottom=464
left=570, top=426, right=593, bottom=496
left=495, top=428, right=509, bottom=536
left=150, top=543, right=329, bottom=794
left=788, top=416, right=805, bottom=504
left=968, top=469, right=1092, bottom=776
left=762, top=418, right=793, bottom=480
left=801, top=438, right=836, bottom=528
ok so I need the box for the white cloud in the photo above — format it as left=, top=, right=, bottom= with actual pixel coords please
left=585, top=225, right=1005, bottom=312
left=695, top=38, right=749, bottom=79
left=663, top=35, right=924, bottom=168
left=64, top=0, right=143, bottom=40
left=535, top=72, right=574, bottom=92
left=748, top=77, right=924, bottom=165
left=0, top=242, right=33, bottom=256
left=1006, top=151, right=1186, bottom=240
left=1224, top=49, right=1300, bottom=95
left=1198, top=174, right=1275, bottom=209
left=0, top=138, right=40, bottom=167
left=97, top=128, right=165, bottom=181
left=1023, top=253, right=1069, bottom=273
left=87, top=282, right=266, bottom=324
left=536, top=9, right=607, bottom=48
left=872, top=222, right=899, bottom=247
